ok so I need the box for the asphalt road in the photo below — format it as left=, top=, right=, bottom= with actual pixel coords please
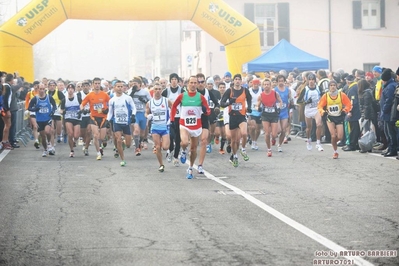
left=0, top=135, right=398, bottom=266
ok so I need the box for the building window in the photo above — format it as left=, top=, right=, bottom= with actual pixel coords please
left=362, top=0, right=380, bottom=29
left=353, top=0, right=385, bottom=29
left=363, top=63, right=380, bottom=72
left=254, top=4, right=277, bottom=49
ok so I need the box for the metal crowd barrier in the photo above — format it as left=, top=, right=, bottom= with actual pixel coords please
left=15, top=101, right=32, bottom=147
left=290, top=107, right=304, bottom=137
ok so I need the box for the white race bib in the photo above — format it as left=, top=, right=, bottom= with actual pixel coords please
left=184, top=116, right=197, bottom=126
left=263, top=106, right=275, bottom=113
left=328, top=104, right=340, bottom=116
left=153, top=111, right=166, bottom=122
left=232, top=103, right=242, bottom=111
left=115, top=111, right=128, bottom=124
left=93, top=103, right=103, bottom=110
left=39, top=107, right=49, bottom=114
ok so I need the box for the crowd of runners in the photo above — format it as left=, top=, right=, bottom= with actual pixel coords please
left=1, top=66, right=398, bottom=179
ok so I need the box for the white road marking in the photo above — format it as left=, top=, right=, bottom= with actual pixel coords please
left=192, top=163, right=374, bottom=266
left=0, top=150, right=10, bottom=163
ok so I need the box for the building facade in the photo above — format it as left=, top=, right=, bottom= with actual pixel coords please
left=181, top=0, right=398, bottom=78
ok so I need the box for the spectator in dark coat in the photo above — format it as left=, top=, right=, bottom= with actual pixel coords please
left=358, top=79, right=375, bottom=130
left=2, top=72, right=23, bottom=148
left=343, top=75, right=361, bottom=151
left=379, top=69, right=398, bottom=157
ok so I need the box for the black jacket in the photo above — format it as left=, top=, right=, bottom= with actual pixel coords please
left=359, top=89, right=375, bottom=120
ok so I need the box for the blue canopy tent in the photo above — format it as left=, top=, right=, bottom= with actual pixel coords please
left=242, top=39, right=329, bottom=73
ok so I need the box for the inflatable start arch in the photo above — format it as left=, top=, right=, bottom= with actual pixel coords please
left=0, top=0, right=261, bottom=81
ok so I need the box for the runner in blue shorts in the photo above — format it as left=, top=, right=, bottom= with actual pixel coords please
left=145, top=82, right=173, bottom=172
left=107, top=80, right=136, bottom=166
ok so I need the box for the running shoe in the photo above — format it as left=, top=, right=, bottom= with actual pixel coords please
left=316, top=144, right=324, bottom=152
left=251, top=143, right=256, bottom=150
left=186, top=168, right=193, bottom=179
left=159, top=165, right=165, bottom=172
left=63, top=134, right=67, bottom=143
left=153, top=147, right=157, bottom=154
left=120, top=161, right=126, bottom=167
left=210, top=138, right=214, bottom=145
left=215, top=137, right=220, bottom=145
left=100, top=148, right=104, bottom=156
left=49, top=147, right=55, bottom=155
left=219, top=149, right=225, bottom=155
left=173, top=158, right=180, bottom=167
left=114, top=149, right=119, bottom=158
left=96, top=154, right=102, bottom=160
left=333, top=152, right=339, bottom=159
left=232, top=157, right=239, bottom=168
left=278, top=145, right=283, bottom=152
left=180, top=151, right=187, bottom=164
left=271, top=138, right=276, bottom=146
left=166, top=150, right=172, bottom=163
left=267, top=149, right=272, bottom=157
left=102, top=141, right=107, bottom=148
left=69, top=151, right=74, bottom=158
left=34, top=140, right=40, bottom=149
left=287, top=137, right=292, bottom=141
left=197, top=165, right=204, bottom=174
left=229, top=154, right=234, bottom=164
left=84, top=148, right=89, bottom=156
left=2, top=142, right=13, bottom=150
left=253, top=142, right=259, bottom=150
left=306, top=140, right=312, bottom=151
left=283, top=137, right=288, bottom=144
left=206, top=144, right=212, bottom=153
left=143, top=141, right=148, bottom=150
left=135, top=148, right=141, bottom=156
left=240, top=150, right=249, bottom=161
left=42, top=150, right=48, bottom=157
left=226, top=144, right=231, bottom=154
left=57, top=136, right=61, bottom=143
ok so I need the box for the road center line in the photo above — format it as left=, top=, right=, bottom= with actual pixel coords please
left=192, top=163, right=374, bottom=266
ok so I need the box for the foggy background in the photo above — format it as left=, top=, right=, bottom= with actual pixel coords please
left=33, top=20, right=181, bottom=81
left=0, top=0, right=181, bottom=81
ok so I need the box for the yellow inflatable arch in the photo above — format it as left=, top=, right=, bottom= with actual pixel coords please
left=0, top=0, right=261, bottom=81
